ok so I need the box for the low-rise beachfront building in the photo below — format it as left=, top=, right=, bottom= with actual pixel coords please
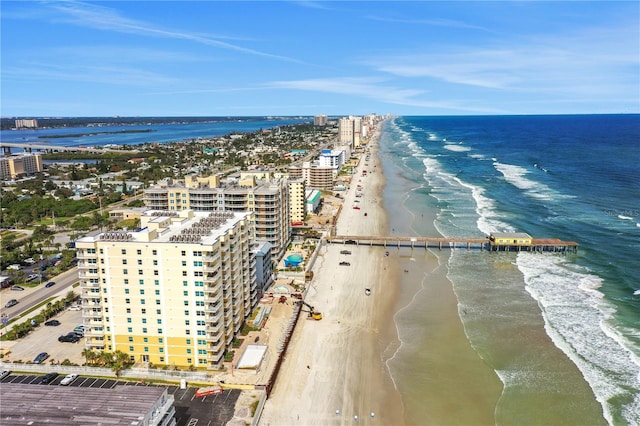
left=305, top=189, right=322, bottom=214
left=76, top=209, right=255, bottom=369
left=489, top=232, right=532, bottom=249
left=0, top=384, right=176, bottom=426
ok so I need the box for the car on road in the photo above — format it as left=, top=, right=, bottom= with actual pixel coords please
left=44, top=281, right=56, bottom=288
left=33, top=352, right=49, bottom=364
left=11, top=285, right=24, bottom=291
left=5, top=299, right=18, bottom=308
left=40, top=372, right=58, bottom=384
left=0, top=370, right=11, bottom=380
left=58, top=333, right=80, bottom=343
left=60, top=373, right=78, bottom=386
left=339, top=261, right=351, bottom=266
left=340, top=250, right=352, bottom=255
left=44, top=320, right=61, bottom=326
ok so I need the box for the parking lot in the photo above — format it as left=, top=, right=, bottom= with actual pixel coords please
left=1, top=307, right=85, bottom=364
left=0, top=372, right=241, bottom=426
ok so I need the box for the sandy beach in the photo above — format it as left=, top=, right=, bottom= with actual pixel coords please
left=259, top=122, right=502, bottom=425
left=259, top=125, right=404, bottom=425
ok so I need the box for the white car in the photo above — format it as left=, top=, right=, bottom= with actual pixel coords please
left=67, top=305, right=81, bottom=311
left=7, top=264, right=22, bottom=270
left=60, top=373, right=78, bottom=386
left=0, top=370, right=11, bottom=380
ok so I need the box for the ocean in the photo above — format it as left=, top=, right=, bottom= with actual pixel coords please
left=379, top=115, right=640, bottom=425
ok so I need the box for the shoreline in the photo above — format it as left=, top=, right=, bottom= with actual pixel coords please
left=259, top=119, right=503, bottom=425
left=259, top=121, right=405, bottom=425
left=379, top=121, right=503, bottom=425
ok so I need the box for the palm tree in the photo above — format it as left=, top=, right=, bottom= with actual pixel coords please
left=82, top=348, right=96, bottom=366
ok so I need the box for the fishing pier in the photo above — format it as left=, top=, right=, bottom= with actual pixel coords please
left=326, top=232, right=578, bottom=253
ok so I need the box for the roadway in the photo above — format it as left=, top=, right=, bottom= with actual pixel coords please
left=1, top=267, right=79, bottom=324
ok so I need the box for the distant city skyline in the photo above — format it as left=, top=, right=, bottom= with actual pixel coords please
left=1, top=1, right=638, bottom=117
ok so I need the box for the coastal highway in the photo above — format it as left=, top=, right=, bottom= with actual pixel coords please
left=0, top=267, right=79, bottom=322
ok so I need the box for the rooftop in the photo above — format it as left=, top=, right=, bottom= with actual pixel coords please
left=0, top=383, right=171, bottom=425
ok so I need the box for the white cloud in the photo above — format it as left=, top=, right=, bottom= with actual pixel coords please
left=44, top=1, right=305, bottom=63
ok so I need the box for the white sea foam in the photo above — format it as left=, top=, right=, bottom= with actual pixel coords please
left=517, top=253, right=640, bottom=425
left=618, top=215, right=634, bottom=221
left=469, top=153, right=486, bottom=160
left=443, top=144, right=472, bottom=152
left=494, top=161, right=573, bottom=202
left=633, top=290, right=640, bottom=296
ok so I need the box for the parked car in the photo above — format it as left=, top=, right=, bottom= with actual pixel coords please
left=26, top=274, right=40, bottom=282
left=7, top=264, right=22, bottom=270
left=10, top=285, right=24, bottom=291
left=44, top=320, right=61, bottom=326
left=45, top=281, right=56, bottom=288
left=23, top=258, right=36, bottom=264
left=74, top=325, right=85, bottom=333
left=340, top=250, right=352, bottom=255
left=40, top=372, right=58, bottom=384
left=33, top=352, right=49, bottom=364
left=58, top=333, right=80, bottom=343
left=60, top=373, right=78, bottom=386
left=339, top=261, right=351, bottom=266
left=4, top=299, right=18, bottom=308
left=67, top=305, right=81, bottom=311
left=0, top=370, right=11, bottom=380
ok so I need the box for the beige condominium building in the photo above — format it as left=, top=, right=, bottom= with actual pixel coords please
left=0, top=153, right=43, bottom=180
left=76, top=209, right=255, bottom=369
left=144, top=175, right=290, bottom=261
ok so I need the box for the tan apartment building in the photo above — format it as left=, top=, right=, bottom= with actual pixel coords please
left=338, top=116, right=363, bottom=147
left=144, top=175, right=290, bottom=261
left=0, top=153, right=43, bottom=180
left=288, top=162, right=334, bottom=190
left=76, top=209, right=255, bottom=369
left=288, top=179, right=306, bottom=224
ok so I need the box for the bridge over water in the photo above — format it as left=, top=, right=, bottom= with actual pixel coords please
left=1, top=142, right=137, bottom=155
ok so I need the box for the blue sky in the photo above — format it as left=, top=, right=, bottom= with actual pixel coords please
left=1, top=1, right=638, bottom=116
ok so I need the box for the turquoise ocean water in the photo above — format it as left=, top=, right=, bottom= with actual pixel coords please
left=379, top=115, right=639, bottom=425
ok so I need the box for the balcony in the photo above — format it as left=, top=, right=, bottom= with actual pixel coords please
left=84, top=328, right=104, bottom=337
left=206, top=321, right=223, bottom=334
left=203, top=253, right=220, bottom=263
left=206, top=337, right=224, bottom=352
left=205, top=282, right=223, bottom=295
left=204, top=273, right=220, bottom=283
left=206, top=304, right=222, bottom=313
